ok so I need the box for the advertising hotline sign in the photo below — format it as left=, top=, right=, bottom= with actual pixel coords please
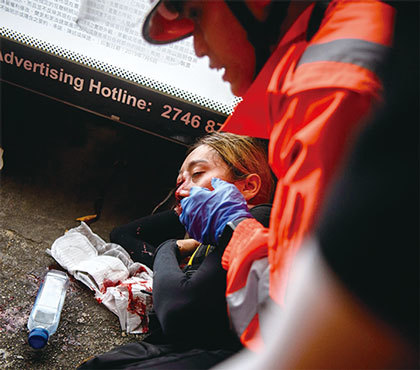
left=0, top=0, right=240, bottom=145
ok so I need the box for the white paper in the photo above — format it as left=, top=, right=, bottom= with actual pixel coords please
left=48, top=222, right=154, bottom=334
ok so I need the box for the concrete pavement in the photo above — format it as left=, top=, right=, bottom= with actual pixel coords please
left=0, top=84, right=187, bottom=369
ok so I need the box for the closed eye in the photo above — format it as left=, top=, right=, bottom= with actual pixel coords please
left=192, top=171, right=204, bottom=179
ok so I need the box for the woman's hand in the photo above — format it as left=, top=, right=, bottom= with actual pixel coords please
left=176, top=238, right=201, bottom=257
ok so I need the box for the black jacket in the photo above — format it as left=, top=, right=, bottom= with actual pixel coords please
left=151, top=204, right=272, bottom=350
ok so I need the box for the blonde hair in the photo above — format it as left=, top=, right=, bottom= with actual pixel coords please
left=189, top=132, right=275, bottom=205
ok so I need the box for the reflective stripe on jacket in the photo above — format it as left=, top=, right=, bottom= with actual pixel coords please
left=221, top=0, right=395, bottom=350
left=222, top=218, right=269, bottom=351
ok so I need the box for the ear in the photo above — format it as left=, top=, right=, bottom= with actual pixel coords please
left=235, top=174, right=262, bottom=203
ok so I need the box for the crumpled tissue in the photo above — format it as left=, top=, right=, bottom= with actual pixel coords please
left=47, top=222, right=153, bottom=334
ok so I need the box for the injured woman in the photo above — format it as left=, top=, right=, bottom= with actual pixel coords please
left=78, top=132, right=275, bottom=369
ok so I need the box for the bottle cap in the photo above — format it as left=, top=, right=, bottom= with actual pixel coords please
left=28, top=328, right=49, bottom=349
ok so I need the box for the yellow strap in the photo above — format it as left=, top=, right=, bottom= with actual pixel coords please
left=205, top=244, right=212, bottom=256
left=187, top=244, right=213, bottom=266
left=187, top=244, right=202, bottom=266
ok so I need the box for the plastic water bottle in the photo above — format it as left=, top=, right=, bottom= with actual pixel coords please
left=27, top=269, right=70, bottom=349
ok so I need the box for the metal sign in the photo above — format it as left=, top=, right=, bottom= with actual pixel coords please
left=1, top=37, right=228, bottom=145
left=0, top=0, right=240, bottom=145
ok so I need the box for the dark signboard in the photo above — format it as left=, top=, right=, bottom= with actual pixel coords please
left=0, top=36, right=229, bottom=145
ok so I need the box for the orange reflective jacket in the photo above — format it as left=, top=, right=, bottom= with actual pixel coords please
left=221, top=0, right=395, bottom=351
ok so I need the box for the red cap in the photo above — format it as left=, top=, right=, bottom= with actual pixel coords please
left=142, top=0, right=194, bottom=44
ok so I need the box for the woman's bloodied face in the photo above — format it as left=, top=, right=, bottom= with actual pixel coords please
left=174, top=144, right=232, bottom=214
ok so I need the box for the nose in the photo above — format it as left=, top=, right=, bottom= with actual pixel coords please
left=175, top=180, right=190, bottom=200
left=193, top=28, right=207, bottom=58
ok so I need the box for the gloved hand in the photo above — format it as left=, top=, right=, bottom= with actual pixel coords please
left=180, top=177, right=252, bottom=245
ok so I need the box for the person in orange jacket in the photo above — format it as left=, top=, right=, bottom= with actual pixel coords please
left=143, top=0, right=396, bottom=352
left=213, top=3, right=419, bottom=368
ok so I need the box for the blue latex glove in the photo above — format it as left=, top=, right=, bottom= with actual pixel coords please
left=180, top=177, right=252, bottom=245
